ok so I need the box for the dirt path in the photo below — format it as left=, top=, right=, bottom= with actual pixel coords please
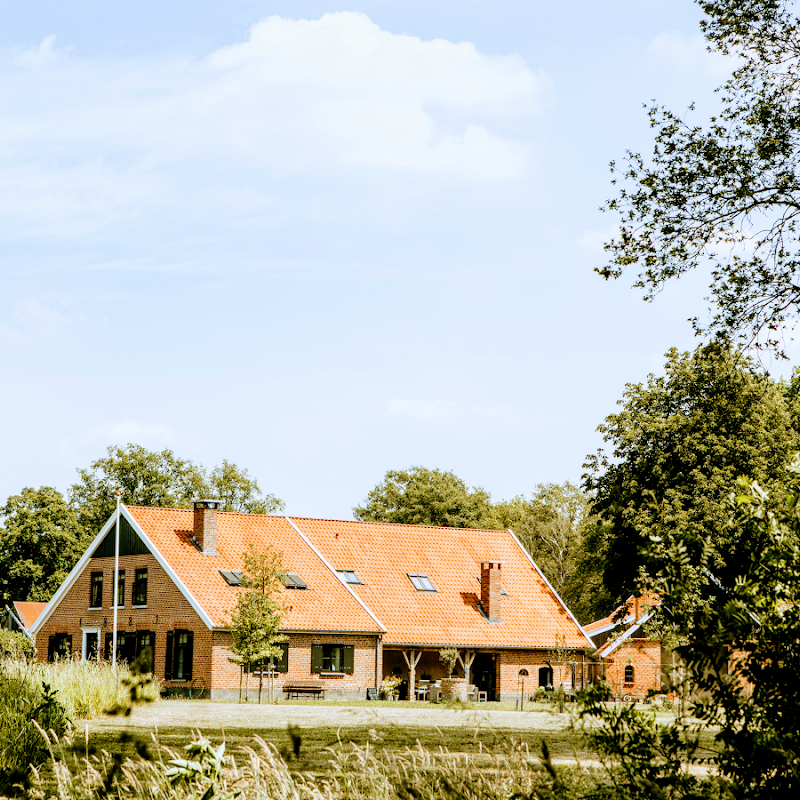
left=92, top=700, right=574, bottom=733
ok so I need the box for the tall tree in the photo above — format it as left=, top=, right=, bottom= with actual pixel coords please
left=70, top=444, right=284, bottom=535
left=228, top=544, right=288, bottom=704
left=495, top=483, right=605, bottom=623
left=0, top=487, right=84, bottom=605
left=584, top=342, right=798, bottom=606
left=205, top=460, right=284, bottom=515
left=69, top=444, right=206, bottom=535
left=353, top=466, right=496, bottom=528
left=601, top=0, right=800, bottom=351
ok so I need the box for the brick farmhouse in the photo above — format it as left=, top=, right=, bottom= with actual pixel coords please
left=584, top=595, right=665, bottom=700
left=31, top=501, right=596, bottom=701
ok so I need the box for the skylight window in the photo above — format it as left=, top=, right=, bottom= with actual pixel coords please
left=220, top=570, right=243, bottom=586
left=408, top=573, right=436, bottom=592
left=337, top=570, right=362, bottom=585
left=281, top=573, right=308, bottom=589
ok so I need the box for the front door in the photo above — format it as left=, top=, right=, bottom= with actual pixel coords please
left=83, top=630, right=99, bottom=662
left=471, top=652, right=497, bottom=701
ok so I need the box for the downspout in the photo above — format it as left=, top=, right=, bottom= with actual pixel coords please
left=375, top=633, right=382, bottom=691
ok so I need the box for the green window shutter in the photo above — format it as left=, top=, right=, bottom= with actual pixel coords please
left=311, top=644, right=323, bottom=673
left=275, top=643, right=289, bottom=673
left=47, top=635, right=56, bottom=662
left=104, top=633, right=113, bottom=661
left=66, top=635, right=72, bottom=658
left=342, top=644, right=354, bottom=674
left=184, top=631, right=194, bottom=680
left=165, top=631, right=174, bottom=680
left=124, top=633, right=137, bottom=665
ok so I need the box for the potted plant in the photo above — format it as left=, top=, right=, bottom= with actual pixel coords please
left=380, top=675, right=401, bottom=700
left=439, top=647, right=467, bottom=701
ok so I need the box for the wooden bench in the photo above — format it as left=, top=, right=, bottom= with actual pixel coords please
left=283, top=682, right=325, bottom=700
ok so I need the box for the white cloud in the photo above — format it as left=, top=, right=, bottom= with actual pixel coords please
left=648, top=32, right=739, bottom=77
left=13, top=35, right=71, bottom=69
left=0, top=299, right=79, bottom=345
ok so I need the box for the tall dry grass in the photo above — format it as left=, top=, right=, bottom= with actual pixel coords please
left=30, top=728, right=597, bottom=800
left=1, top=657, right=160, bottom=719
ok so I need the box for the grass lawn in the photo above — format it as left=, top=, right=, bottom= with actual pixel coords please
left=84, top=699, right=599, bottom=775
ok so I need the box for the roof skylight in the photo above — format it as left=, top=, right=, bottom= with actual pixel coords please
left=281, top=573, right=308, bottom=589
left=408, top=573, right=436, bottom=592
left=220, top=570, right=243, bottom=586
left=337, top=570, right=362, bottom=585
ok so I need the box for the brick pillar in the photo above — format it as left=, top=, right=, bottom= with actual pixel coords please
left=193, top=500, right=221, bottom=555
left=481, top=562, right=502, bottom=623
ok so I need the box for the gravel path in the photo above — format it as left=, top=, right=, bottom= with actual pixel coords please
left=93, top=700, right=573, bottom=732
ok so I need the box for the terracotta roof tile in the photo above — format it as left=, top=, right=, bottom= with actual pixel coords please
left=291, top=517, right=591, bottom=649
left=125, top=507, right=382, bottom=633
left=12, top=601, right=47, bottom=630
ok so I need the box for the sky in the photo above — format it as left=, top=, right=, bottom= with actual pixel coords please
left=1, top=1, right=790, bottom=519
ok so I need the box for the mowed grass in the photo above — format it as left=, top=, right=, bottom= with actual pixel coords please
left=85, top=701, right=596, bottom=775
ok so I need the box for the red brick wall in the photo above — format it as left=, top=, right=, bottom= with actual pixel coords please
left=603, top=638, right=662, bottom=698
left=498, top=649, right=591, bottom=701
left=36, top=553, right=211, bottom=688
left=210, top=631, right=381, bottom=700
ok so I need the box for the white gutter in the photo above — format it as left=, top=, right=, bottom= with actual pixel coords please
left=597, top=609, right=657, bottom=659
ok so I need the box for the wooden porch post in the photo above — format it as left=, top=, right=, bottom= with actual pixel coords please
left=457, top=650, right=476, bottom=685
left=402, top=649, right=423, bottom=701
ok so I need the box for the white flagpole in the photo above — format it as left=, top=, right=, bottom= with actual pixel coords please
left=111, top=492, right=121, bottom=668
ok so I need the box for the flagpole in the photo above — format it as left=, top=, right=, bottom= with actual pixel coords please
left=111, top=492, right=121, bottom=668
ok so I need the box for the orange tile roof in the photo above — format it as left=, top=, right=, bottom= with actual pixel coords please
left=584, top=594, right=660, bottom=635
left=125, top=507, right=382, bottom=633
left=292, top=517, right=592, bottom=649
left=12, top=601, right=47, bottom=630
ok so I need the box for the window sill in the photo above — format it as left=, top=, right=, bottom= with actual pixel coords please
left=319, top=672, right=347, bottom=677
left=88, top=607, right=102, bottom=611
left=131, top=605, right=147, bottom=609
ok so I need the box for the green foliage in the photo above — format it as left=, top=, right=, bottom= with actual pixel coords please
left=641, top=462, right=800, bottom=798
left=585, top=342, right=797, bottom=605
left=0, top=628, right=34, bottom=660
left=228, top=544, right=288, bottom=702
left=0, top=486, right=85, bottom=606
left=495, top=482, right=604, bottom=622
left=70, top=444, right=285, bottom=539
left=577, top=682, right=726, bottom=800
left=0, top=663, right=70, bottom=792
left=600, top=0, right=800, bottom=351
left=353, top=466, right=496, bottom=528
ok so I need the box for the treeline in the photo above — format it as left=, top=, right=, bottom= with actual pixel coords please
left=4, top=343, right=800, bottom=627
left=0, top=445, right=283, bottom=608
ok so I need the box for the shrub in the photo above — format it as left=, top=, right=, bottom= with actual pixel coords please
left=0, top=664, right=70, bottom=792
left=0, top=629, right=35, bottom=660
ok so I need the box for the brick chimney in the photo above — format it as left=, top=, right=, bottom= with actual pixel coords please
left=193, top=500, right=221, bottom=555
left=481, top=561, right=502, bottom=623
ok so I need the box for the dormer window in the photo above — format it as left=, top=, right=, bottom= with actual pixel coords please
left=281, top=573, right=308, bottom=589
left=408, top=573, right=436, bottom=592
left=220, top=570, right=243, bottom=586
left=337, top=570, right=362, bottom=585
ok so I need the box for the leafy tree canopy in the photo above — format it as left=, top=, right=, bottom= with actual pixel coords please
left=584, top=342, right=798, bottom=606
left=601, top=0, right=800, bottom=351
left=70, top=444, right=284, bottom=535
left=0, top=487, right=84, bottom=605
left=494, top=483, right=605, bottom=623
left=353, top=466, right=496, bottom=529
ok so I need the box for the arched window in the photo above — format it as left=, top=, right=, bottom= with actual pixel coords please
left=624, top=664, right=635, bottom=684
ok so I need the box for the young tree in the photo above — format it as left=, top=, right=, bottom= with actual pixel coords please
left=585, top=342, right=798, bottom=606
left=354, top=466, right=496, bottom=528
left=228, top=544, right=288, bottom=704
left=601, top=0, right=800, bottom=352
left=0, top=487, right=84, bottom=605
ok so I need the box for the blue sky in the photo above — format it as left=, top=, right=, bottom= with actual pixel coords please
left=1, top=1, right=785, bottom=518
